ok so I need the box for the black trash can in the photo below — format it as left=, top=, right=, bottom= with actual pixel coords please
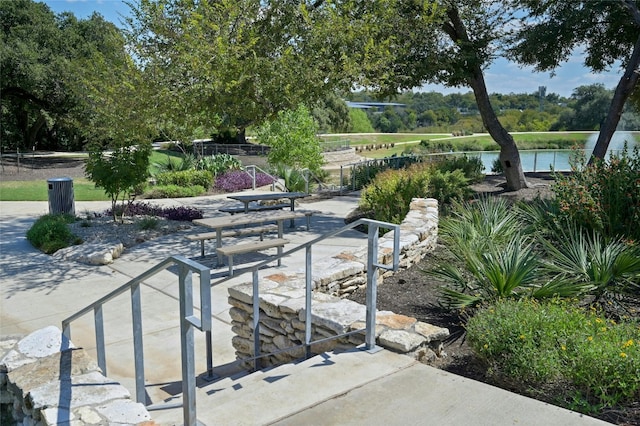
left=47, top=177, right=75, bottom=215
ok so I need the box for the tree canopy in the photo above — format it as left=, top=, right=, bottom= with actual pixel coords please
left=314, top=0, right=529, bottom=189
left=1, top=0, right=148, bottom=151
left=509, top=0, right=640, bottom=160
left=125, top=0, right=351, bottom=144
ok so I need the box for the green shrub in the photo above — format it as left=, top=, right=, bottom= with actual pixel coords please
left=552, top=145, right=640, bottom=241
left=144, top=185, right=206, bottom=198
left=350, top=155, right=423, bottom=190
left=434, top=155, right=485, bottom=183
left=359, top=163, right=432, bottom=224
left=26, top=214, right=79, bottom=254
left=196, top=153, right=241, bottom=177
left=156, top=170, right=213, bottom=189
left=138, top=217, right=159, bottom=230
left=428, top=169, right=471, bottom=205
left=467, top=299, right=640, bottom=410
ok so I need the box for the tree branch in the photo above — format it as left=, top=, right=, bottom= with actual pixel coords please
left=623, top=0, right=640, bottom=27
left=1, top=87, right=50, bottom=108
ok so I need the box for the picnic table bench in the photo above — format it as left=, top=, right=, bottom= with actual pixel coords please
left=192, top=210, right=314, bottom=274
left=223, top=192, right=310, bottom=227
left=186, top=224, right=278, bottom=257
left=218, top=203, right=290, bottom=215
left=216, top=238, right=289, bottom=276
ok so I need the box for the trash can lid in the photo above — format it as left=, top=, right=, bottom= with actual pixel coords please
left=47, top=177, right=73, bottom=182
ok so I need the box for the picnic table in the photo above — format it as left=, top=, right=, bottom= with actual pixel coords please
left=223, top=191, right=310, bottom=227
left=191, top=210, right=311, bottom=274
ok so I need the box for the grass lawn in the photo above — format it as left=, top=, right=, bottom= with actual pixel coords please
left=362, top=132, right=599, bottom=159
left=0, top=178, right=110, bottom=201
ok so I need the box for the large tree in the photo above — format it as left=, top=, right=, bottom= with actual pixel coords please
left=309, top=0, right=530, bottom=190
left=0, top=0, right=147, bottom=151
left=510, top=0, right=640, bottom=161
left=125, top=0, right=339, bottom=144
left=1, top=0, right=68, bottom=150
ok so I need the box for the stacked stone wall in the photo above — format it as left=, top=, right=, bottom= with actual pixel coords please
left=0, top=327, right=154, bottom=426
left=228, top=198, right=449, bottom=368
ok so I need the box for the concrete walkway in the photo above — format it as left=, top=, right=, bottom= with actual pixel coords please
left=0, top=194, right=611, bottom=425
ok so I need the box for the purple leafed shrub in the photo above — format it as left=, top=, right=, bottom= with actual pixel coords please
left=105, top=202, right=203, bottom=221
left=162, top=206, right=204, bottom=221
left=215, top=171, right=276, bottom=192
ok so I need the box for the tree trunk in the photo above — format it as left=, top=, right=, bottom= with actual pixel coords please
left=27, top=114, right=47, bottom=150
left=589, top=30, right=640, bottom=162
left=236, top=127, right=247, bottom=144
left=444, top=6, right=529, bottom=191
left=468, top=66, right=530, bottom=190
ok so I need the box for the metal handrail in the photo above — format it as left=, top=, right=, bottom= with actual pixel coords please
left=61, top=255, right=211, bottom=426
left=60, top=218, right=400, bottom=426
left=243, top=164, right=286, bottom=191
left=208, top=218, right=401, bottom=371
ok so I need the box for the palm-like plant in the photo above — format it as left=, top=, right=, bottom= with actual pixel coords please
left=439, top=197, right=525, bottom=253
left=541, top=227, right=640, bottom=310
left=436, top=238, right=541, bottom=309
left=434, top=197, right=592, bottom=309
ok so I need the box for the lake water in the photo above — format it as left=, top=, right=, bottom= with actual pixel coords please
left=461, top=131, right=638, bottom=173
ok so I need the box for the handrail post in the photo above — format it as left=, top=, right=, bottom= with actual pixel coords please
left=365, top=224, right=380, bottom=351
left=178, top=264, right=197, bottom=426
left=304, top=245, right=313, bottom=359
left=94, top=305, right=107, bottom=375
left=131, top=282, right=146, bottom=404
left=252, top=269, right=261, bottom=371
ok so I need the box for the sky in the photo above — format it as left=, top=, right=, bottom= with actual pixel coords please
left=41, top=0, right=624, bottom=99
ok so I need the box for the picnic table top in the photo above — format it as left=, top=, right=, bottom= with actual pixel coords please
left=227, top=192, right=309, bottom=203
left=193, top=210, right=308, bottom=229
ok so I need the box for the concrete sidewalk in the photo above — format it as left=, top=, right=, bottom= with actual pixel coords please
left=0, top=194, right=611, bottom=425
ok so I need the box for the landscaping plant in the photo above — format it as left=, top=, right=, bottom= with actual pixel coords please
left=84, top=143, right=152, bottom=223
left=466, top=299, right=640, bottom=413
left=105, top=202, right=203, bottom=221
left=433, top=197, right=591, bottom=309
left=26, top=214, right=79, bottom=254
left=359, top=163, right=432, bottom=225
left=552, top=145, right=640, bottom=241
left=196, top=153, right=241, bottom=177
left=155, top=169, right=213, bottom=189
left=540, top=227, right=640, bottom=314
left=214, top=170, right=275, bottom=192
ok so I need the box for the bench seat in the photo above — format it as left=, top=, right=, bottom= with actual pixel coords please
left=216, top=238, right=289, bottom=276
left=186, top=224, right=278, bottom=257
left=219, top=203, right=290, bottom=215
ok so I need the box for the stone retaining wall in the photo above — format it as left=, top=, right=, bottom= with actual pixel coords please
left=228, top=198, right=449, bottom=368
left=0, top=326, right=154, bottom=426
